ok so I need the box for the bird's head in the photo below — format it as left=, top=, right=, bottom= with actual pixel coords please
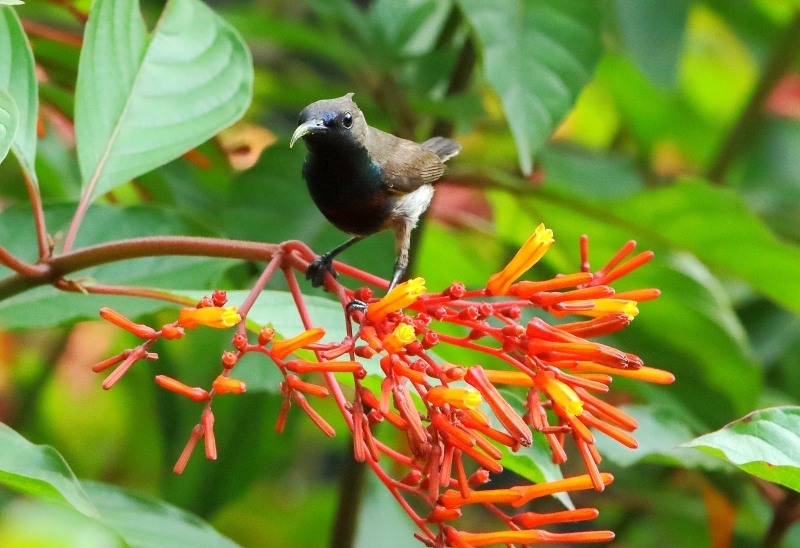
left=290, top=93, right=368, bottom=150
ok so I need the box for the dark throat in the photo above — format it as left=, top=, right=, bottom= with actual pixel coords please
left=302, top=138, right=391, bottom=236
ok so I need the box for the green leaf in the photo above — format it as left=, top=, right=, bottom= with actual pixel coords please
left=0, top=87, right=17, bottom=164
left=614, top=0, right=689, bottom=88
left=458, top=0, right=602, bottom=174
left=75, top=0, right=253, bottom=201
left=594, top=404, right=726, bottom=469
left=0, top=422, right=99, bottom=518
left=83, top=481, right=241, bottom=548
left=613, top=179, right=800, bottom=315
left=684, top=407, right=800, bottom=492
left=0, top=6, right=37, bottom=182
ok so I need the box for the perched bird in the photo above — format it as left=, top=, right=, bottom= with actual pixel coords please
left=290, top=93, right=461, bottom=291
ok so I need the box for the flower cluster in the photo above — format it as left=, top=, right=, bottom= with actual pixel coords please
left=92, top=226, right=673, bottom=547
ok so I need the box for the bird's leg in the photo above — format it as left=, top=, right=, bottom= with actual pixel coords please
left=387, top=223, right=412, bottom=292
left=306, top=236, right=363, bottom=288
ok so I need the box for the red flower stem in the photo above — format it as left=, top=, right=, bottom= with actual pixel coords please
left=368, top=459, right=434, bottom=539
left=485, top=503, right=521, bottom=532
left=436, top=332, right=529, bottom=372
left=236, top=254, right=283, bottom=335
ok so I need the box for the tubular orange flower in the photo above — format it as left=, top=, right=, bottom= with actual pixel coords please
left=556, top=360, right=675, bottom=384
left=512, top=508, right=600, bottom=528
left=510, top=272, right=593, bottom=298
left=155, top=375, right=210, bottom=402
left=212, top=375, right=246, bottom=395
left=271, top=327, right=326, bottom=359
left=464, top=366, right=532, bottom=447
left=382, top=323, right=416, bottom=354
left=457, top=529, right=615, bottom=546
left=561, top=298, right=639, bottom=320
left=486, top=223, right=554, bottom=295
left=483, top=370, right=536, bottom=387
left=100, top=308, right=156, bottom=338
left=428, top=386, right=483, bottom=410
left=178, top=306, right=241, bottom=329
left=366, top=277, right=426, bottom=322
left=440, top=488, right=524, bottom=509
left=511, top=473, right=614, bottom=507
left=534, top=371, right=584, bottom=418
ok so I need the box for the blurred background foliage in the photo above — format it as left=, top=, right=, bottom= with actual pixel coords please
left=1, top=0, right=800, bottom=546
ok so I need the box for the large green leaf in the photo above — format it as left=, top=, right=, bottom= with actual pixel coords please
left=75, top=0, right=253, bottom=201
left=594, top=404, right=726, bottom=470
left=458, top=0, right=602, bottom=174
left=0, top=422, right=99, bottom=517
left=84, top=481, right=241, bottom=548
left=684, top=407, right=800, bottom=492
left=614, top=0, right=689, bottom=88
left=0, top=422, right=241, bottom=547
left=0, top=6, right=37, bottom=182
left=0, top=87, right=16, bottom=164
left=614, top=179, right=800, bottom=315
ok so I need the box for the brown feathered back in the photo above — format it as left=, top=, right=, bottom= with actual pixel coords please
left=365, top=127, right=461, bottom=194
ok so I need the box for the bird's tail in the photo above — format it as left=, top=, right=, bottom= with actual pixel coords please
left=421, top=136, right=462, bottom=162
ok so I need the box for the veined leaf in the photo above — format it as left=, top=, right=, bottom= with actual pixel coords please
left=458, top=0, right=602, bottom=174
left=0, top=87, right=17, bottom=164
left=0, top=422, right=99, bottom=518
left=84, top=481, right=241, bottom=548
left=0, top=6, right=37, bottom=182
left=75, top=0, right=253, bottom=201
left=684, top=407, right=800, bottom=492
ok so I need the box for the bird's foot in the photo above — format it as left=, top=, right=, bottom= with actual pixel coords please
left=345, top=299, right=367, bottom=317
left=306, top=255, right=338, bottom=287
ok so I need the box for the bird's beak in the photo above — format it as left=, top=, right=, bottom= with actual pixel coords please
left=290, top=119, right=326, bottom=148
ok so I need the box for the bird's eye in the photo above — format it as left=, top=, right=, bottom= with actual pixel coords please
left=342, top=112, right=353, bottom=129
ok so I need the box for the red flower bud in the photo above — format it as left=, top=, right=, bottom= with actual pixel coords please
left=232, top=333, right=248, bottom=350
left=212, top=290, right=227, bottom=307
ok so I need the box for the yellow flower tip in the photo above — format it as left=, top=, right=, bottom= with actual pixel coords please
left=535, top=371, right=583, bottom=418
left=271, top=327, right=326, bottom=359
left=367, top=278, right=427, bottom=322
left=212, top=375, right=246, bottom=395
left=486, top=223, right=554, bottom=296
left=565, top=298, right=639, bottom=320
left=428, top=386, right=483, bottom=410
left=382, top=323, right=417, bottom=354
left=178, top=306, right=241, bottom=329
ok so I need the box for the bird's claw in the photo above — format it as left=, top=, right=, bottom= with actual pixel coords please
left=346, top=299, right=367, bottom=316
left=306, top=255, right=338, bottom=288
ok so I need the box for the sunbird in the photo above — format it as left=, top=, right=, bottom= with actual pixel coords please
left=290, top=93, right=461, bottom=291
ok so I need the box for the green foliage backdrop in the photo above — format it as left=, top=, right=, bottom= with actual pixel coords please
left=0, top=0, right=799, bottom=547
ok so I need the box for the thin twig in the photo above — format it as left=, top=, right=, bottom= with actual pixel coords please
left=54, top=279, right=196, bottom=305
left=0, top=245, right=47, bottom=277
left=707, top=10, right=800, bottom=184
left=23, top=172, right=50, bottom=261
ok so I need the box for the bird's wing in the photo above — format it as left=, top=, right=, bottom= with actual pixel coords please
left=366, top=127, right=446, bottom=194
